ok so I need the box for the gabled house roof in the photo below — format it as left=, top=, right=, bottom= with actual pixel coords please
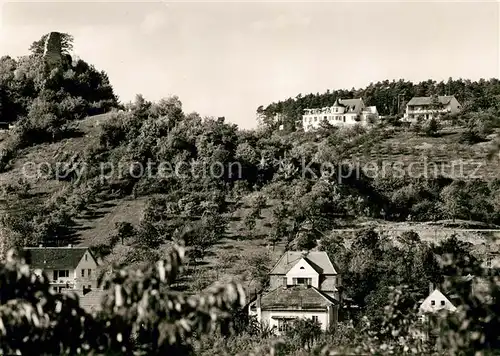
left=339, top=98, right=364, bottom=113
left=269, top=251, right=337, bottom=275
left=419, top=289, right=457, bottom=314
left=255, top=285, right=337, bottom=311
left=407, top=95, right=457, bottom=106
left=23, top=247, right=95, bottom=270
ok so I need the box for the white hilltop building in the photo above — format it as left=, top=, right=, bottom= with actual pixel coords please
left=302, top=98, right=379, bottom=132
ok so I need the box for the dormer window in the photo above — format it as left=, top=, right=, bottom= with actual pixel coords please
left=293, top=278, right=312, bottom=286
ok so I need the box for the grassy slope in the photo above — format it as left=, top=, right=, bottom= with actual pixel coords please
left=1, top=117, right=499, bottom=295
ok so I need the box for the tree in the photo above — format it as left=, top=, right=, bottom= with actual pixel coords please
left=440, top=181, right=470, bottom=222
left=115, top=221, right=135, bottom=245
left=250, top=194, right=267, bottom=218
left=422, top=117, right=440, bottom=137
left=432, top=234, right=481, bottom=277
left=285, top=318, right=322, bottom=350
left=29, top=32, right=74, bottom=56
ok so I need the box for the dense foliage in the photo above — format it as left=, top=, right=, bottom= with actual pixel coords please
left=0, top=32, right=118, bottom=170
left=0, top=246, right=245, bottom=355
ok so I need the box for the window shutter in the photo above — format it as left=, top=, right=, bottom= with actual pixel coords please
left=282, top=277, right=287, bottom=286
left=293, top=278, right=297, bottom=285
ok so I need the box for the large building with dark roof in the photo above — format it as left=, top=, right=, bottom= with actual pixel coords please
left=403, top=95, right=461, bottom=122
left=248, top=251, right=340, bottom=333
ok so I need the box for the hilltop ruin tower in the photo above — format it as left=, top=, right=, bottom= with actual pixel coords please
left=43, top=32, right=63, bottom=69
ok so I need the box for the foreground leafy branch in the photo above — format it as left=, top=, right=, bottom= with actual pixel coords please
left=0, top=246, right=246, bottom=355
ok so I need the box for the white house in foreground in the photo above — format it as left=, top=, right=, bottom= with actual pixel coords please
left=302, top=98, right=378, bottom=132
left=403, top=95, right=461, bottom=123
left=248, top=251, right=340, bottom=334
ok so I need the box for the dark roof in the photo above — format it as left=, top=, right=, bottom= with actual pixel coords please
left=269, top=251, right=337, bottom=275
left=407, top=95, right=457, bottom=106
left=23, top=247, right=92, bottom=270
left=339, top=98, right=364, bottom=113
left=257, top=285, right=337, bottom=310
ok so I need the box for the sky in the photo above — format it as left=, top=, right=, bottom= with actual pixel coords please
left=1, top=1, right=499, bottom=129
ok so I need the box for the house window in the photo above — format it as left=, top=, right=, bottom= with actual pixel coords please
left=85, top=254, right=88, bottom=261
left=278, top=319, right=290, bottom=332
left=81, top=269, right=85, bottom=277
left=295, top=278, right=312, bottom=286
left=282, top=277, right=287, bottom=286
left=312, top=316, right=319, bottom=323
left=88, top=269, right=92, bottom=277
left=54, top=270, right=69, bottom=280
left=343, top=116, right=346, bottom=122
left=431, top=300, right=435, bottom=306
left=324, top=116, right=327, bottom=120
left=299, top=266, right=305, bottom=270
left=441, top=301, right=445, bottom=306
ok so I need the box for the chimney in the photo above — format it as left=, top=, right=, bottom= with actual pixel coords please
left=429, top=282, right=434, bottom=294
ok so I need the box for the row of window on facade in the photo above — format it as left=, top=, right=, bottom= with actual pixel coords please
left=277, top=315, right=320, bottom=332
left=52, top=268, right=93, bottom=281
left=307, top=107, right=343, bottom=115
left=282, top=277, right=313, bottom=286
left=282, top=276, right=338, bottom=286
left=305, top=115, right=347, bottom=123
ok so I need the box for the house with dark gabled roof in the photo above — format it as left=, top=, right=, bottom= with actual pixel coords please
left=23, top=245, right=99, bottom=294
left=403, top=95, right=461, bottom=122
left=248, top=251, right=340, bottom=333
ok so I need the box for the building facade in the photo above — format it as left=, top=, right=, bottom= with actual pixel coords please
left=418, top=285, right=457, bottom=342
left=248, top=251, right=340, bottom=334
left=23, top=245, right=99, bottom=293
left=403, top=95, right=461, bottom=123
left=302, top=98, right=379, bottom=132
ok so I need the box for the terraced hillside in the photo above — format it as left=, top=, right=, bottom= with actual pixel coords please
left=1, top=115, right=500, bottom=297
left=347, top=127, right=500, bottom=181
